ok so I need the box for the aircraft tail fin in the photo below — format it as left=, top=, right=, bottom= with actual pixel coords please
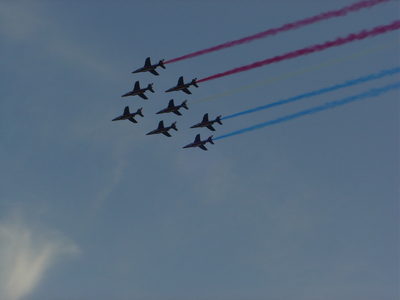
left=137, top=108, right=144, bottom=117
left=216, top=116, right=222, bottom=125
left=159, top=59, right=166, bottom=69
left=182, top=100, right=189, bottom=110
left=171, top=122, right=178, bottom=131
left=123, top=106, right=130, bottom=115
left=192, top=78, right=199, bottom=88
left=148, top=83, right=155, bottom=93
left=207, top=136, right=214, bottom=145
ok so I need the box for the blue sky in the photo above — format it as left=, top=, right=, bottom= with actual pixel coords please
left=0, top=1, right=399, bottom=299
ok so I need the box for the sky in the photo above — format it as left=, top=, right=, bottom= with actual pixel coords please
left=0, top=1, right=399, bottom=299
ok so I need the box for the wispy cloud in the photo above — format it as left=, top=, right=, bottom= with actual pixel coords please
left=0, top=212, right=80, bottom=300
left=0, top=1, right=120, bottom=81
left=0, top=2, right=42, bottom=43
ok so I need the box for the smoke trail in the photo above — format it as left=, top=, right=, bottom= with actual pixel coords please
left=164, top=0, right=393, bottom=64
left=197, top=20, right=400, bottom=83
left=191, top=40, right=398, bottom=105
left=222, top=67, right=400, bottom=120
left=214, top=82, right=400, bottom=140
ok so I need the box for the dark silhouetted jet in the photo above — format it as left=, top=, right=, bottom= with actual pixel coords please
left=156, top=99, right=188, bottom=116
left=165, top=76, right=198, bottom=94
left=146, top=120, right=178, bottom=137
left=132, top=57, right=166, bottom=76
left=183, top=134, right=214, bottom=151
left=112, top=106, right=144, bottom=123
left=122, top=81, right=154, bottom=99
left=190, top=113, right=222, bottom=131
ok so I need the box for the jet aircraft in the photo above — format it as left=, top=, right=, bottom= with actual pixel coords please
left=122, top=81, right=154, bottom=99
left=132, top=57, right=166, bottom=76
left=183, top=134, right=214, bottom=151
left=156, top=99, right=189, bottom=116
left=146, top=120, right=178, bottom=137
left=165, top=76, right=198, bottom=94
left=190, top=113, right=222, bottom=131
left=112, top=106, right=144, bottom=123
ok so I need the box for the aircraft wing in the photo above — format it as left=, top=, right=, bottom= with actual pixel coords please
left=139, top=93, right=148, bottom=100
left=122, top=91, right=132, bottom=97
left=149, top=69, right=159, bottom=76
left=163, top=131, right=172, bottom=137
left=202, top=113, right=209, bottom=122
left=177, top=76, right=184, bottom=86
left=144, top=57, right=151, bottom=66
left=206, top=125, right=216, bottom=131
left=134, top=81, right=140, bottom=90
left=157, top=121, right=164, bottom=129
left=173, top=110, right=182, bottom=116
left=194, top=134, right=201, bottom=143
left=149, top=69, right=160, bottom=76
left=199, top=145, right=208, bottom=151
left=128, top=117, right=137, bottom=123
left=182, top=88, right=192, bottom=95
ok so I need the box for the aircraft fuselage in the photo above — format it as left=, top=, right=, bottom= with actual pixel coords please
left=146, top=128, right=167, bottom=135
left=122, top=88, right=147, bottom=97
left=165, top=84, right=190, bottom=93
left=112, top=113, right=138, bottom=121
left=190, top=122, right=209, bottom=129
left=183, top=141, right=206, bottom=149
left=157, top=107, right=179, bottom=114
left=132, top=65, right=157, bottom=74
left=146, top=127, right=174, bottom=136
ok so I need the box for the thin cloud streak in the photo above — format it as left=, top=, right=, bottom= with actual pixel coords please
left=0, top=2, right=121, bottom=82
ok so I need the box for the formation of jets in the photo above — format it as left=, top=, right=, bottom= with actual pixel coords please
left=113, top=57, right=223, bottom=150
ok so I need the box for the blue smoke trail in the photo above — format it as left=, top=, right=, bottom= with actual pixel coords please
left=214, top=82, right=400, bottom=140
left=222, top=67, right=400, bottom=120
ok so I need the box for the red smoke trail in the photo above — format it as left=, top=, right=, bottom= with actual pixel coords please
left=197, top=20, right=400, bottom=83
left=164, top=0, right=393, bottom=64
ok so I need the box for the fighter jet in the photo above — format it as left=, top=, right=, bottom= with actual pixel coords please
left=156, top=99, right=189, bottom=116
left=121, top=81, right=154, bottom=99
left=183, top=134, right=214, bottom=151
left=190, top=113, right=222, bottom=131
left=165, top=76, right=198, bottom=94
left=146, top=120, right=178, bottom=137
left=112, top=106, right=144, bottom=123
left=132, top=57, right=166, bottom=76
